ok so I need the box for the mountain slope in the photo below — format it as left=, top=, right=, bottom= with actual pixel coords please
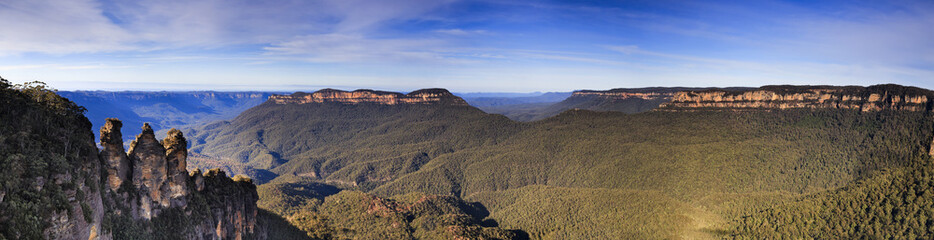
left=186, top=88, right=520, bottom=185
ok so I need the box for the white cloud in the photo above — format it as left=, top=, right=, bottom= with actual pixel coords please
left=0, top=0, right=136, bottom=55
left=56, top=64, right=134, bottom=70
left=324, top=0, right=457, bottom=32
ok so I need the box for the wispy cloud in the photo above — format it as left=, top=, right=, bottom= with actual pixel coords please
left=324, top=0, right=456, bottom=33
left=435, top=29, right=489, bottom=35
left=0, top=0, right=460, bottom=55
left=56, top=64, right=135, bottom=70
left=0, top=63, right=135, bottom=71
left=263, top=34, right=447, bottom=63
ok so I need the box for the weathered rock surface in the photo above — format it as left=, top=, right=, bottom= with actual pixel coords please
left=100, top=119, right=262, bottom=239
left=128, top=123, right=169, bottom=219
left=660, top=84, right=934, bottom=112
left=162, top=128, right=189, bottom=208
left=269, top=88, right=468, bottom=105
left=100, top=118, right=130, bottom=192
left=45, top=140, right=109, bottom=240
left=192, top=169, right=258, bottom=240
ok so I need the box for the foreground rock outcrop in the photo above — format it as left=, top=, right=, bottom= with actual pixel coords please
left=269, top=88, right=468, bottom=105
left=100, top=118, right=260, bottom=239
left=660, top=84, right=934, bottom=112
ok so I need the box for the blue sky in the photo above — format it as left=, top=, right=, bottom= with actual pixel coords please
left=1, top=0, right=932, bottom=92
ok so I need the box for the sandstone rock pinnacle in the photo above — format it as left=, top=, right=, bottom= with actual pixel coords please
left=162, top=128, right=189, bottom=208
left=128, top=123, right=168, bottom=219
left=100, top=118, right=130, bottom=192
left=94, top=121, right=261, bottom=238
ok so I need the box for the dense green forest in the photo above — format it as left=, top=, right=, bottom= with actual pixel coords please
left=259, top=179, right=520, bottom=240
left=0, top=79, right=100, bottom=239
left=730, top=154, right=934, bottom=238
left=185, top=85, right=934, bottom=239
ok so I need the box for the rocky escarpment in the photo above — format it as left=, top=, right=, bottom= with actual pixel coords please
left=100, top=118, right=260, bottom=239
left=660, top=84, right=934, bottom=112
left=659, top=84, right=934, bottom=157
left=269, top=88, right=468, bottom=105
left=504, top=87, right=740, bottom=121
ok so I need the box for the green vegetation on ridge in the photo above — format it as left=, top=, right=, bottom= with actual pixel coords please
left=0, top=80, right=99, bottom=239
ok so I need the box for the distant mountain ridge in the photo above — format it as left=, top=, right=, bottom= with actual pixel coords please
left=269, top=88, right=468, bottom=105
left=59, top=91, right=283, bottom=143
left=462, top=92, right=572, bottom=108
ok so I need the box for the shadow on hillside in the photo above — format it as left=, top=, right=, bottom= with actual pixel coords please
left=467, top=201, right=531, bottom=240
left=511, top=229, right=531, bottom=240
left=257, top=208, right=313, bottom=239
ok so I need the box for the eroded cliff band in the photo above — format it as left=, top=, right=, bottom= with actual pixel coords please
left=660, top=84, right=934, bottom=112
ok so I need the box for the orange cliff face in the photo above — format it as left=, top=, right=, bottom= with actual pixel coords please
left=568, top=88, right=742, bottom=102
left=659, top=85, right=933, bottom=112
left=269, top=88, right=469, bottom=105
